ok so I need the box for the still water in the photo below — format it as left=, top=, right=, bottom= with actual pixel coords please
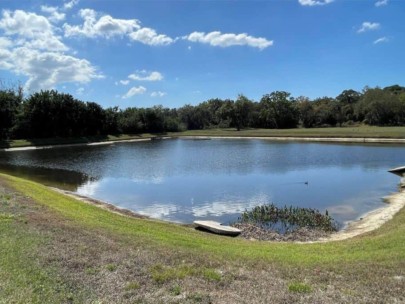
left=0, top=139, right=404, bottom=225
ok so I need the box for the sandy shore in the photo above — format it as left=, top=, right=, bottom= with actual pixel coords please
left=319, top=189, right=405, bottom=242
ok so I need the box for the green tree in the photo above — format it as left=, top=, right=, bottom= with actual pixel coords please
left=232, top=95, right=252, bottom=131
left=259, top=91, right=299, bottom=129
left=296, top=96, right=316, bottom=128
left=85, top=101, right=106, bottom=136
left=178, top=104, right=210, bottom=130
left=312, top=97, right=339, bottom=127
left=336, top=89, right=361, bottom=124
left=356, top=87, right=405, bottom=125
left=0, top=89, right=22, bottom=139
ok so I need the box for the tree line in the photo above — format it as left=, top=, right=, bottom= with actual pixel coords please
left=1, top=85, right=405, bottom=140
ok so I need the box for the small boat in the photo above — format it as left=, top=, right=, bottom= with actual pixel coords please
left=388, top=166, right=405, bottom=177
left=193, top=220, right=241, bottom=236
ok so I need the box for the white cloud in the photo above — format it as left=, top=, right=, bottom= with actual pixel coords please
left=151, top=91, right=167, bottom=98
left=0, top=10, right=67, bottom=52
left=64, top=0, right=80, bottom=10
left=120, top=79, right=130, bottom=85
left=128, top=70, right=163, bottom=81
left=0, top=37, right=13, bottom=48
left=358, top=22, right=380, bottom=33
left=40, top=5, right=66, bottom=23
left=373, top=36, right=388, bottom=44
left=0, top=46, right=102, bottom=92
left=0, top=9, right=103, bottom=92
left=0, top=46, right=13, bottom=70
left=298, top=0, right=334, bottom=6
left=1, top=10, right=52, bottom=38
left=64, top=9, right=174, bottom=46
left=375, top=0, right=388, bottom=7
left=129, top=27, right=174, bottom=46
left=122, top=86, right=146, bottom=99
left=184, top=31, right=273, bottom=50
left=76, top=87, right=84, bottom=95
left=64, top=9, right=141, bottom=39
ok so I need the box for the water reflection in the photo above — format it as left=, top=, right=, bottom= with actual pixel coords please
left=1, top=139, right=404, bottom=224
left=0, top=163, right=93, bottom=191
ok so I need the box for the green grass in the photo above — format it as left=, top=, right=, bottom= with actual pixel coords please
left=288, top=282, right=312, bottom=293
left=170, top=284, right=182, bottom=296
left=2, top=126, right=405, bottom=149
left=171, top=126, right=405, bottom=139
left=1, top=173, right=405, bottom=302
left=0, top=208, right=86, bottom=303
left=3, top=173, right=405, bottom=267
left=0, top=133, right=156, bottom=149
left=124, top=281, right=140, bottom=291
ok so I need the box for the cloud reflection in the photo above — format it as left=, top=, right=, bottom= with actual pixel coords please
left=191, top=192, right=270, bottom=217
left=76, top=179, right=100, bottom=196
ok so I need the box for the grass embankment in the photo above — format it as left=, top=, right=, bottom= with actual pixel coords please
left=2, top=126, right=405, bottom=149
left=171, top=126, right=405, bottom=139
left=0, top=133, right=156, bottom=149
left=1, top=173, right=404, bottom=303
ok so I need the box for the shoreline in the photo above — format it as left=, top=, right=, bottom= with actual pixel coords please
left=319, top=189, right=405, bottom=242
left=3, top=135, right=405, bottom=242
left=49, top=184, right=405, bottom=243
left=178, top=135, right=405, bottom=144
left=2, top=134, right=405, bottom=152
left=1, top=138, right=152, bottom=152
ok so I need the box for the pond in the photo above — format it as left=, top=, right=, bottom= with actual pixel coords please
left=0, top=138, right=404, bottom=226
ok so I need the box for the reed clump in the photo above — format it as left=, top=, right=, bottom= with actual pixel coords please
left=239, top=203, right=339, bottom=234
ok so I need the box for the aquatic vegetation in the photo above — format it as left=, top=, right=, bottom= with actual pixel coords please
left=238, top=203, right=339, bottom=233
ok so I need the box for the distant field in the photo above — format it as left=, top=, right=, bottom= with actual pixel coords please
left=172, top=126, right=405, bottom=139
left=2, top=126, right=405, bottom=149
left=0, top=133, right=155, bottom=149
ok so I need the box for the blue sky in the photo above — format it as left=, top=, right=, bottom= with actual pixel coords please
left=0, top=0, right=404, bottom=108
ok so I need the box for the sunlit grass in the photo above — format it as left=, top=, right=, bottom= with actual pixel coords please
left=0, top=133, right=156, bottom=149
left=2, top=126, right=405, bottom=149
left=3, top=173, right=405, bottom=267
left=172, top=126, right=405, bottom=139
left=1, top=173, right=405, bottom=302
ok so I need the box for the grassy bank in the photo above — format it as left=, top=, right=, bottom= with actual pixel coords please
left=0, top=133, right=156, bottom=149
left=1, top=173, right=404, bottom=303
left=2, top=126, right=405, bottom=149
left=171, top=126, right=405, bottom=138
left=172, top=126, right=405, bottom=139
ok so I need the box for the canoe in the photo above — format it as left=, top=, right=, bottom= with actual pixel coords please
left=193, top=220, right=241, bottom=236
